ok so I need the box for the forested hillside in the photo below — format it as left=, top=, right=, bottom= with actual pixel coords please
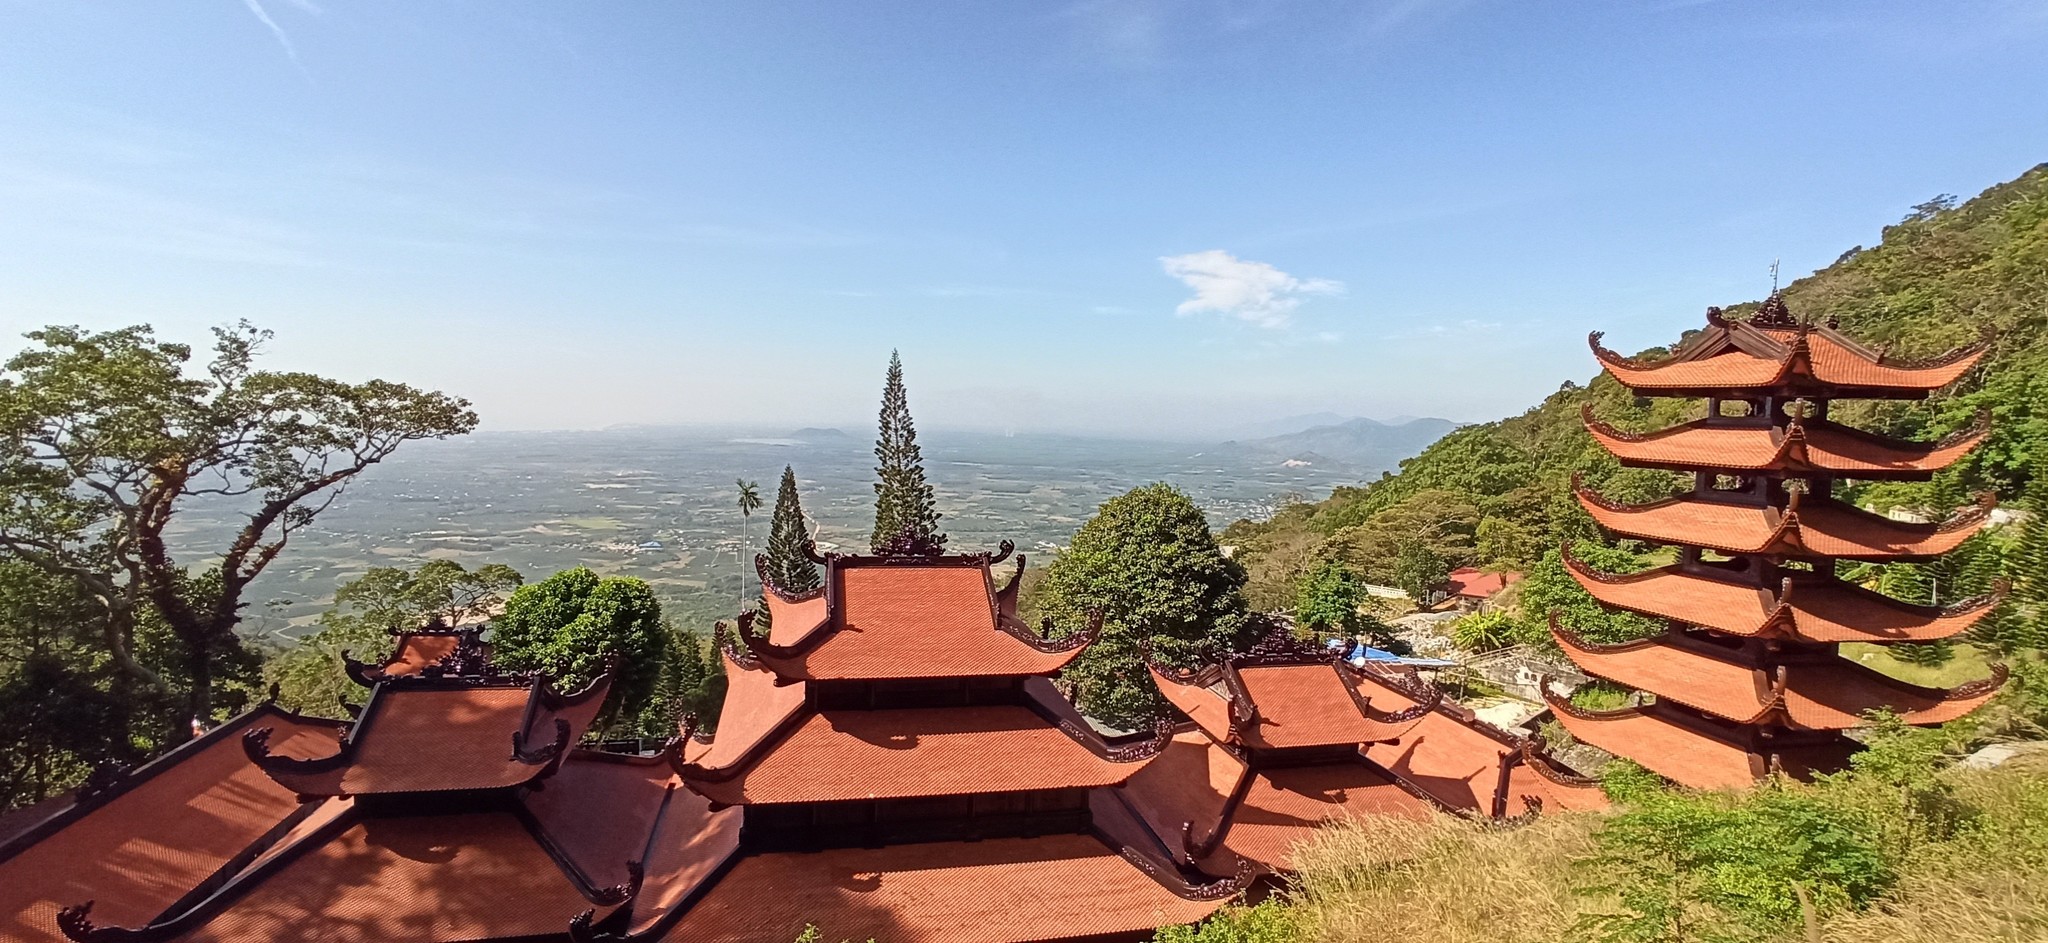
left=1224, top=163, right=2048, bottom=629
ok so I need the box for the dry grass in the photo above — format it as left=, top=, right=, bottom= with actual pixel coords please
left=1263, top=767, right=2048, bottom=943
left=1285, top=811, right=1601, bottom=943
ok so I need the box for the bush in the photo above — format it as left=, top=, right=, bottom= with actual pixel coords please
left=1151, top=901, right=1299, bottom=943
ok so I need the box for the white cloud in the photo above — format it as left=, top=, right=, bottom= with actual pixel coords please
left=1159, top=249, right=1342, bottom=329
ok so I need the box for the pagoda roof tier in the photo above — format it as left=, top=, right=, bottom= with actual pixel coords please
left=1550, top=624, right=2008, bottom=730
left=743, top=544, right=1095, bottom=681
left=1542, top=686, right=1859, bottom=790
left=667, top=833, right=1241, bottom=943
left=0, top=704, right=346, bottom=943
left=1353, top=667, right=1608, bottom=818
left=1574, top=478, right=1991, bottom=561
left=241, top=668, right=611, bottom=797
left=1117, top=733, right=1434, bottom=875
left=675, top=705, right=1157, bottom=806
left=1582, top=405, right=1988, bottom=480
left=1146, top=627, right=1436, bottom=751
left=1562, top=549, right=2005, bottom=643
left=1588, top=297, right=1985, bottom=398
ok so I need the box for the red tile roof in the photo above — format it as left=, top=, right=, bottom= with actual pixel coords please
left=1562, top=555, right=2000, bottom=643
left=669, top=834, right=1231, bottom=943
left=682, top=706, right=1141, bottom=805
left=380, top=633, right=462, bottom=677
left=1544, top=696, right=1767, bottom=791
left=1584, top=408, right=1986, bottom=479
left=1220, top=764, right=1433, bottom=871
left=748, top=560, right=1086, bottom=680
left=1552, top=629, right=2006, bottom=730
left=249, top=676, right=609, bottom=796
left=683, top=648, right=807, bottom=771
left=1575, top=485, right=1986, bottom=560
left=1590, top=313, right=1984, bottom=397
left=177, top=813, right=604, bottom=943
left=1236, top=664, right=1429, bottom=749
left=1148, top=660, right=1429, bottom=751
left=0, top=707, right=342, bottom=943
left=1355, top=671, right=1606, bottom=816
left=1117, top=731, right=1249, bottom=869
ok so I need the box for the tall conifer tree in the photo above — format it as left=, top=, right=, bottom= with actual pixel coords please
left=869, top=351, right=946, bottom=554
left=762, top=465, right=822, bottom=595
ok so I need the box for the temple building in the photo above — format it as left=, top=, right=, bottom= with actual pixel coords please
left=0, top=543, right=1250, bottom=943
left=1125, top=628, right=1604, bottom=876
left=1551, top=296, right=2009, bottom=789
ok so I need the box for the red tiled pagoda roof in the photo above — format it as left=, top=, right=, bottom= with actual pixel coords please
left=175, top=813, right=608, bottom=943
left=1552, top=628, right=2007, bottom=729
left=746, top=555, right=1088, bottom=681
left=669, top=833, right=1231, bottom=943
left=1575, top=483, right=1989, bottom=560
left=1589, top=304, right=1984, bottom=397
left=0, top=707, right=344, bottom=943
left=681, top=705, right=1143, bottom=805
left=1146, top=637, right=1432, bottom=752
left=1583, top=407, right=1987, bottom=479
left=1355, top=670, right=1607, bottom=817
left=1561, top=552, right=2002, bottom=643
left=1222, top=764, right=1434, bottom=870
left=245, top=672, right=610, bottom=797
left=1542, top=687, right=1862, bottom=791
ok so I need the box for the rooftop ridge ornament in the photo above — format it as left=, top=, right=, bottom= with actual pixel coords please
left=874, top=520, right=948, bottom=557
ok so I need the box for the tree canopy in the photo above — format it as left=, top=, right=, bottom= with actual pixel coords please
left=490, top=567, right=668, bottom=731
left=0, top=321, right=475, bottom=745
left=762, top=465, right=822, bottom=596
left=1036, top=483, right=1255, bottom=728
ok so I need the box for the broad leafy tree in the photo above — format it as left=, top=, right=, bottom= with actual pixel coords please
left=491, top=568, right=668, bottom=730
left=265, top=560, right=522, bottom=717
left=1037, top=483, right=1255, bottom=728
left=0, top=562, right=136, bottom=809
left=0, top=322, right=476, bottom=741
left=869, top=351, right=945, bottom=554
left=1294, top=560, right=1365, bottom=638
left=762, top=465, right=822, bottom=595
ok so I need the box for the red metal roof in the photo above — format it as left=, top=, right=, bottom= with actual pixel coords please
left=1445, top=567, right=1519, bottom=600
left=669, top=834, right=1231, bottom=943
left=1562, top=554, right=2000, bottom=643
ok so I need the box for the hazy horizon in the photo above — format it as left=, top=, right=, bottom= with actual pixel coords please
left=4, top=3, right=2046, bottom=436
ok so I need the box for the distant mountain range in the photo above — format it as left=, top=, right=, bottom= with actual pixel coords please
left=1218, top=416, right=1460, bottom=472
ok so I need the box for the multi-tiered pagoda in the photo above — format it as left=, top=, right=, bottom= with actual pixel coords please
left=1547, top=296, right=2009, bottom=789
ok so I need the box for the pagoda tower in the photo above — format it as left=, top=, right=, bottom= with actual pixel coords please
left=1547, top=295, right=2010, bottom=790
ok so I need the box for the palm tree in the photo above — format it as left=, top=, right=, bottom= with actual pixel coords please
left=736, top=478, right=762, bottom=610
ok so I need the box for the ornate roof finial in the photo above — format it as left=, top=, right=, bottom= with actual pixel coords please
left=1751, top=290, right=1798, bottom=328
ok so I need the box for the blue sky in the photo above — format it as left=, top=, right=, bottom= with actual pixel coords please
left=1, top=2, right=2044, bottom=436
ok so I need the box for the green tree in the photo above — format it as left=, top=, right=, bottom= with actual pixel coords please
left=869, top=351, right=945, bottom=554
left=265, top=561, right=522, bottom=717
left=1517, top=543, right=1665, bottom=648
left=761, top=466, right=821, bottom=595
left=1475, top=515, right=1539, bottom=570
left=736, top=477, right=762, bottom=609
left=635, top=622, right=725, bottom=736
left=1037, top=484, right=1255, bottom=727
left=1980, top=456, right=2048, bottom=653
left=491, top=568, right=669, bottom=731
left=1294, top=560, right=1366, bottom=639
left=0, top=562, right=137, bottom=809
left=0, top=322, right=476, bottom=741
left=1392, top=539, right=1450, bottom=602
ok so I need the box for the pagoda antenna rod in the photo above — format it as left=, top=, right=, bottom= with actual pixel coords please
left=1770, top=258, right=1781, bottom=293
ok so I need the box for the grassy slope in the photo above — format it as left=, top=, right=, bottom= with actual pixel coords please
left=1224, top=163, right=2048, bottom=605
